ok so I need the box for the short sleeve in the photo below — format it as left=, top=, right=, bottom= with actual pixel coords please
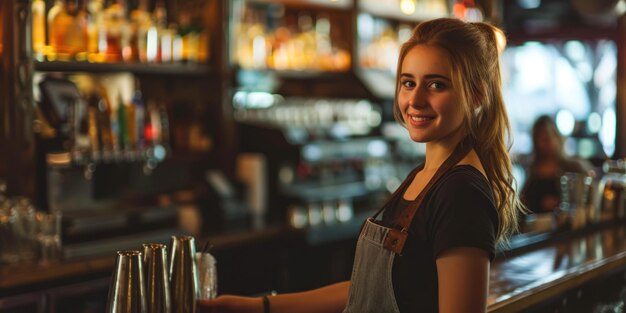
left=428, top=168, right=499, bottom=261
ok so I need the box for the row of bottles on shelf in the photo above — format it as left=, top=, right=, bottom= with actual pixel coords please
left=233, top=2, right=350, bottom=71
left=37, top=74, right=170, bottom=165
left=230, top=0, right=485, bottom=73
left=358, top=14, right=413, bottom=73
left=32, top=0, right=209, bottom=64
left=357, top=0, right=483, bottom=74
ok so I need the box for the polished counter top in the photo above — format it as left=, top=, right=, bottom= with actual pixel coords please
left=487, top=224, right=626, bottom=312
left=0, top=223, right=293, bottom=294
left=3, top=220, right=626, bottom=312
left=0, top=256, right=114, bottom=292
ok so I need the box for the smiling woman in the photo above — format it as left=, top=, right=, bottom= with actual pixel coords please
left=199, top=18, right=524, bottom=313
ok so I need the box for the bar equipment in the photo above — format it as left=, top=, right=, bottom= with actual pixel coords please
left=0, top=202, right=20, bottom=264
left=597, top=160, right=626, bottom=222
left=196, top=251, right=218, bottom=300
left=13, top=197, right=38, bottom=262
left=169, top=236, right=198, bottom=313
left=559, top=172, right=593, bottom=230
left=106, top=250, right=147, bottom=313
left=143, top=243, right=171, bottom=313
left=36, top=210, right=63, bottom=263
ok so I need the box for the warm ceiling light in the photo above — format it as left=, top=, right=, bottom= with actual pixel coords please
left=400, top=0, right=417, bottom=15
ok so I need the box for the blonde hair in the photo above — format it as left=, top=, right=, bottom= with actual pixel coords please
left=393, top=18, right=524, bottom=244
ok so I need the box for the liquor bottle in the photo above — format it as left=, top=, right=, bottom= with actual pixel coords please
left=117, top=95, right=130, bottom=151
left=160, top=26, right=174, bottom=63
left=32, top=0, right=46, bottom=61
left=47, top=0, right=66, bottom=59
left=143, top=104, right=154, bottom=146
left=107, top=100, right=120, bottom=153
left=126, top=97, right=136, bottom=150
left=153, top=0, right=168, bottom=63
left=87, top=93, right=102, bottom=157
left=70, top=0, right=89, bottom=60
left=158, top=103, right=170, bottom=151
left=147, top=101, right=161, bottom=145
left=128, top=0, right=151, bottom=63
left=103, top=0, right=127, bottom=62
left=97, top=86, right=114, bottom=154
left=87, top=0, right=107, bottom=62
left=47, top=0, right=88, bottom=60
left=177, top=11, right=195, bottom=63
left=131, top=87, right=145, bottom=150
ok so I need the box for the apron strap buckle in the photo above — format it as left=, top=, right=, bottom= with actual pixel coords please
left=384, top=227, right=408, bottom=255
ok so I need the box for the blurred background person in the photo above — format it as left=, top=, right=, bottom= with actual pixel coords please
left=521, top=115, right=592, bottom=214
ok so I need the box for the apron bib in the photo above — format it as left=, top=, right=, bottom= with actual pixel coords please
left=343, top=137, right=473, bottom=313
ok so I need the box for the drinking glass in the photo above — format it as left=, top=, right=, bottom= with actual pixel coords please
left=196, top=252, right=218, bottom=300
left=13, top=197, right=37, bottom=262
left=0, top=206, right=20, bottom=264
left=36, top=210, right=62, bottom=263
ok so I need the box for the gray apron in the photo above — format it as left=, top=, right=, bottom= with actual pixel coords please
left=343, top=137, right=473, bottom=313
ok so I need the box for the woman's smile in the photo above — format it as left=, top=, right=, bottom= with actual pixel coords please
left=407, top=113, right=436, bottom=127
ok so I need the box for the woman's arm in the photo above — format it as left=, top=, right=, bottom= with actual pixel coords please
left=436, top=247, right=490, bottom=313
left=198, top=281, right=349, bottom=313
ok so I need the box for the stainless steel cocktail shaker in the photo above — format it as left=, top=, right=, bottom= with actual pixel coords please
left=106, top=250, right=147, bottom=313
left=143, top=243, right=171, bottom=313
left=169, top=236, right=199, bottom=313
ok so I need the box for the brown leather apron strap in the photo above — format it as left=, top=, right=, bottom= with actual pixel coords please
left=372, top=165, right=423, bottom=220
left=383, top=137, right=474, bottom=255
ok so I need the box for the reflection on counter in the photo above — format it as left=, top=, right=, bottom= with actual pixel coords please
left=489, top=225, right=626, bottom=312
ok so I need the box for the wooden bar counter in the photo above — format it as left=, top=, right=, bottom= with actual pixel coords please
left=1, top=221, right=626, bottom=311
left=488, top=223, right=626, bottom=312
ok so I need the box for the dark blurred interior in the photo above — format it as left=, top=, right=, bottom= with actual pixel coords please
left=1, top=0, right=626, bottom=312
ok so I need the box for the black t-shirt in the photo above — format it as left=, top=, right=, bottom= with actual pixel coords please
left=381, top=165, right=499, bottom=313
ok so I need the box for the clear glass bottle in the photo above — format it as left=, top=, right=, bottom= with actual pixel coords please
left=131, top=87, right=145, bottom=150
left=153, top=0, right=168, bottom=63
left=71, top=0, right=89, bottom=60
left=47, top=0, right=65, bottom=59
left=31, top=0, right=46, bottom=61
left=47, top=0, right=88, bottom=60
left=103, top=0, right=127, bottom=62
left=126, top=0, right=150, bottom=62
left=87, top=0, right=107, bottom=62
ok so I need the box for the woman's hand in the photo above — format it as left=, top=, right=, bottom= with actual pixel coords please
left=197, top=295, right=263, bottom=313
